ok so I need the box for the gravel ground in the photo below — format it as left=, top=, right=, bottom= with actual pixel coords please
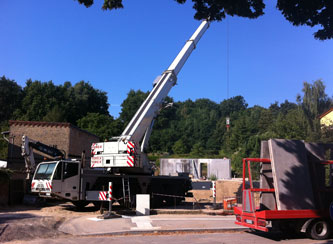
left=0, top=200, right=228, bottom=243
left=0, top=202, right=100, bottom=243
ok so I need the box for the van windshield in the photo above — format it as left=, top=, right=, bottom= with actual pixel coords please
left=34, top=163, right=57, bottom=180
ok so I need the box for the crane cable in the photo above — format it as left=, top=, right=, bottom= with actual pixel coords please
left=226, top=17, right=230, bottom=100
left=226, top=17, right=231, bottom=132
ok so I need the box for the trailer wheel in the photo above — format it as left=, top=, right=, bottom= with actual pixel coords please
left=306, top=219, right=331, bottom=240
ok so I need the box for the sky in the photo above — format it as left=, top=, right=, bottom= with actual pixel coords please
left=1, top=0, right=332, bottom=117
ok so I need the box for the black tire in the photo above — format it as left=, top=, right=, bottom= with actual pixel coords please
left=306, top=219, right=331, bottom=240
left=72, top=200, right=89, bottom=209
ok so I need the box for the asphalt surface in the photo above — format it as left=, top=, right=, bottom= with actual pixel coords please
left=3, top=204, right=333, bottom=243
left=59, top=214, right=244, bottom=236
left=11, top=232, right=333, bottom=244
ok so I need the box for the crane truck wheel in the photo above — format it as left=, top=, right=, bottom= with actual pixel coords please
left=72, top=200, right=90, bottom=209
left=306, top=219, right=331, bottom=240
left=92, top=201, right=101, bottom=209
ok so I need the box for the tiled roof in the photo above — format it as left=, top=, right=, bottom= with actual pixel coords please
left=9, top=120, right=99, bottom=138
left=9, top=120, right=71, bottom=127
left=9, top=120, right=71, bottom=128
left=319, top=108, right=333, bottom=119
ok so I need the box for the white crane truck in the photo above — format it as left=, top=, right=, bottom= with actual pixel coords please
left=29, top=20, right=210, bottom=208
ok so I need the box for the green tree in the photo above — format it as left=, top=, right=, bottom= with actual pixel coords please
left=271, top=108, right=308, bottom=140
left=279, top=100, right=297, bottom=115
left=77, top=113, right=122, bottom=140
left=190, top=142, right=205, bottom=157
left=258, top=109, right=273, bottom=133
left=149, top=98, right=179, bottom=153
left=0, top=76, right=23, bottom=122
left=219, top=96, right=247, bottom=118
left=298, top=80, right=332, bottom=140
left=172, top=139, right=188, bottom=154
left=277, top=0, right=333, bottom=40
left=65, top=81, right=109, bottom=124
left=119, top=89, right=149, bottom=127
left=300, top=80, right=331, bottom=120
left=43, top=105, right=66, bottom=122
left=15, top=80, right=109, bottom=125
left=76, top=0, right=333, bottom=40
left=14, top=80, right=61, bottom=121
left=0, top=122, right=9, bottom=159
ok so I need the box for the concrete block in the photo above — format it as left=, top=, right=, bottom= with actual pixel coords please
left=305, top=143, right=333, bottom=208
left=136, top=194, right=150, bottom=216
left=269, top=139, right=315, bottom=210
left=259, top=141, right=276, bottom=210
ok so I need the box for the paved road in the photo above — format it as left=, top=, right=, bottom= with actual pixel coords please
left=13, top=232, right=333, bottom=244
left=59, top=214, right=244, bottom=235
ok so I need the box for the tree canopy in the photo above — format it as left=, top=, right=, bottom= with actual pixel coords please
left=10, top=79, right=109, bottom=125
left=0, top=76, right=332, bottom=177
left=76, top=0, right=333, bottom=40
left=0, top=78, right=109, bottom=125
left=0, top=76, right=23, bottom=122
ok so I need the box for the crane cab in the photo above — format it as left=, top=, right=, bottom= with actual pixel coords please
left=31, top=160, right=81, bottom=201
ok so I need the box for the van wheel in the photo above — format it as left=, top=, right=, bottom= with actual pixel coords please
left=306, top=219, right=331, bottom=240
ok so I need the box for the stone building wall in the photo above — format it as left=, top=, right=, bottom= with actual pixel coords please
left=68, top=125, right=98, bottom=158
left=7, top=120, right=99, bottom=170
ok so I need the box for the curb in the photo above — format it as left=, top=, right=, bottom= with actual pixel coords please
left=152, top=209, right=234, bottom=215
left=60, top=227, right=249, bottom=237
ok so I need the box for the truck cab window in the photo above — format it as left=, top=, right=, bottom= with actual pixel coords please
left=53, top=162, right=63, bottom=180
left=63, top=162, right=79, bottom=179
left=34, top=163, right=56, bottom=180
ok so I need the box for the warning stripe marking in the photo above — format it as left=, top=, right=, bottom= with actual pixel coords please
left=108, top=182, right=112, bottom=201
left=46, top=182, right=52, bottom=189
left=127, top=141, right=136, bottom=167
left=99, top=186, right=112, bottom=201
left=128, top=141, right=134, bottom=148
left=99, top=191, right=107, bottom=201
left=127, top=156, right=134, bottom=167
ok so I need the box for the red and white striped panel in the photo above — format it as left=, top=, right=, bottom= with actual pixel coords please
left=126, top=141, right=137, bottom=167
left=99, top=191, right=108, bottom=201
left=108, top=182, right=112, bottom=201
left=212, top=181, right=216, bottom=198
left=46, top=181, right=52, bottom=190
left=91, top=143, right=96, bottom=157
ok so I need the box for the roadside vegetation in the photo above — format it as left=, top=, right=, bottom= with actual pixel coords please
left=0, top=76, right=332, bottom=177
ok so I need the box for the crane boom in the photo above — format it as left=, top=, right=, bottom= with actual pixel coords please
left=120, top=20, right=209, bottom=144
left=91, top=20, right=210, bottom=173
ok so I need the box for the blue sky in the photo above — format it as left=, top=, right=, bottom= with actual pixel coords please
left=1, top=0, right=332, bottom=117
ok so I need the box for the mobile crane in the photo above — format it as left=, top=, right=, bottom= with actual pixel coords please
left=91, top=20, right=209, bottom=174
left=30, top=20, right=210, bottom=208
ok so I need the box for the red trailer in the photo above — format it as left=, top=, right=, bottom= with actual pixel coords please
left=234, top=158, right=333, bottom=240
